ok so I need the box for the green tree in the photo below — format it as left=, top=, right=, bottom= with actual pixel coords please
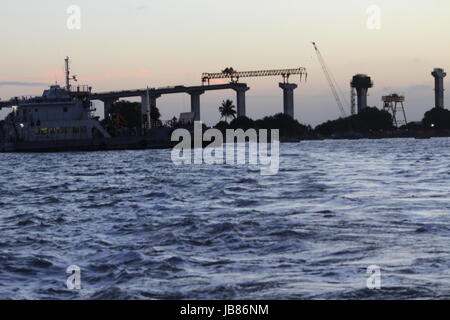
left=222, top=67, right=236, bottom=75
left=219, top=99, right=237, bottom=122
left=229, top=116, right=256, bottom=131
left=422, top=107, right=450, bottom=129
left=109, top=100, right=162, bottom=128
left=214, top=120, right=229, bottom=134
left=110, top=100, right=141, bottom=128
left=151, top=105, right=161, bottom=122
left=255, top=113, right=310, bottom=137
left=357, top=107, right=393, bottom=131
left=315, top=107, right=393, bottom=135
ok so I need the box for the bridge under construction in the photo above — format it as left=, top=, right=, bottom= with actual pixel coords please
left=0, top=63, right=308, bottom=131
left=90, top=67, right=308, bottom=128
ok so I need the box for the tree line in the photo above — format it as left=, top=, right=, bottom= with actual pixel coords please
left=108, top=99, right=450, bottom=138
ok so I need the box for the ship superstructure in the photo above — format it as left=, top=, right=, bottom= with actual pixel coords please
left=1, top=84, right=110, bottom=145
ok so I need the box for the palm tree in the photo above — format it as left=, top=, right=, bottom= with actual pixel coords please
left=222, top=67, right=236, bottom=76
left=219, top=99, right=237, bottom=122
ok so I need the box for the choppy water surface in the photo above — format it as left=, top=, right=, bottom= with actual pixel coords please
left=1, top=138, right=450, bottom=300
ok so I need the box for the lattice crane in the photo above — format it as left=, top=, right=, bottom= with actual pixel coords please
left=202, top=67, right=307, bottom=85
left=312, top=42, right=347, bottom=118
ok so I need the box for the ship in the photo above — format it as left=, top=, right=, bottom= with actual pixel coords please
left=0, top=58, right=175, bottom=152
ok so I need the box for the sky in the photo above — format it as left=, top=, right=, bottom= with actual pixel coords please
left=0, top=0, right=449, bottom=126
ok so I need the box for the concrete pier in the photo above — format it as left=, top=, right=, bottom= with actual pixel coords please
left=90, top=83, right=252, bottom=122
left=101, top=98, right=117, bottom=120
left=188, top=90, right=204, bottom=121
left=141, top=94, right=150, bottom=129
left=279, top=83, right=298, bottom=118
left=233, top=84, right=250, bottom=117
left=432, top=68, right=447, bottom=109
left=355, top=88, right=368, bottom=113
left=141, top=93, right=160, bottom=129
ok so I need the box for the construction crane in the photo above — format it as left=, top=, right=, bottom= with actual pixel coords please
left=350, top=88, right=357, bottom=115
left=312, top=42, right=347, bottom=118
left=202, top=67, right=307, bottom=85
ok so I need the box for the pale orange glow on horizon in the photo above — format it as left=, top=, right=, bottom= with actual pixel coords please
left=1, top=0, right=449, bottom=125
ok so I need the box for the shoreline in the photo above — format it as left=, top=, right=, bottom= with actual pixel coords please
left=296, top=131, right=450, bottom=142
left=2, top=130, right=449, bottom=153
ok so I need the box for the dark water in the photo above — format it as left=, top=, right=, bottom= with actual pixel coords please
left=1, top=138, right=449, bottom=300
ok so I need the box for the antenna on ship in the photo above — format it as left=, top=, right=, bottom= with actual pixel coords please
left=64, top=56, right=78, bottom=91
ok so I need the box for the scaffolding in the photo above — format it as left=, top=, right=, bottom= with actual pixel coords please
left=351, top=88, right=356, bottom=115
left=382, top=94, right=407, bottom=127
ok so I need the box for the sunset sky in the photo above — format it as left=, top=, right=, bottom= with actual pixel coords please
left=1, top=0, right=449, bottom=125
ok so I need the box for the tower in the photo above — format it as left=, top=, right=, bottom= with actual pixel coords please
left=382, top=94, right=407, bottom=127
left=431, top=68, right=446, bottom=109
left=351, top=74, right=373, bottom=113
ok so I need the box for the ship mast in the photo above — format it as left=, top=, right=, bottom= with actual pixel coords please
left=65, top=57, right=70, bottom=91
left=64, top=56, right=77, bottom=91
